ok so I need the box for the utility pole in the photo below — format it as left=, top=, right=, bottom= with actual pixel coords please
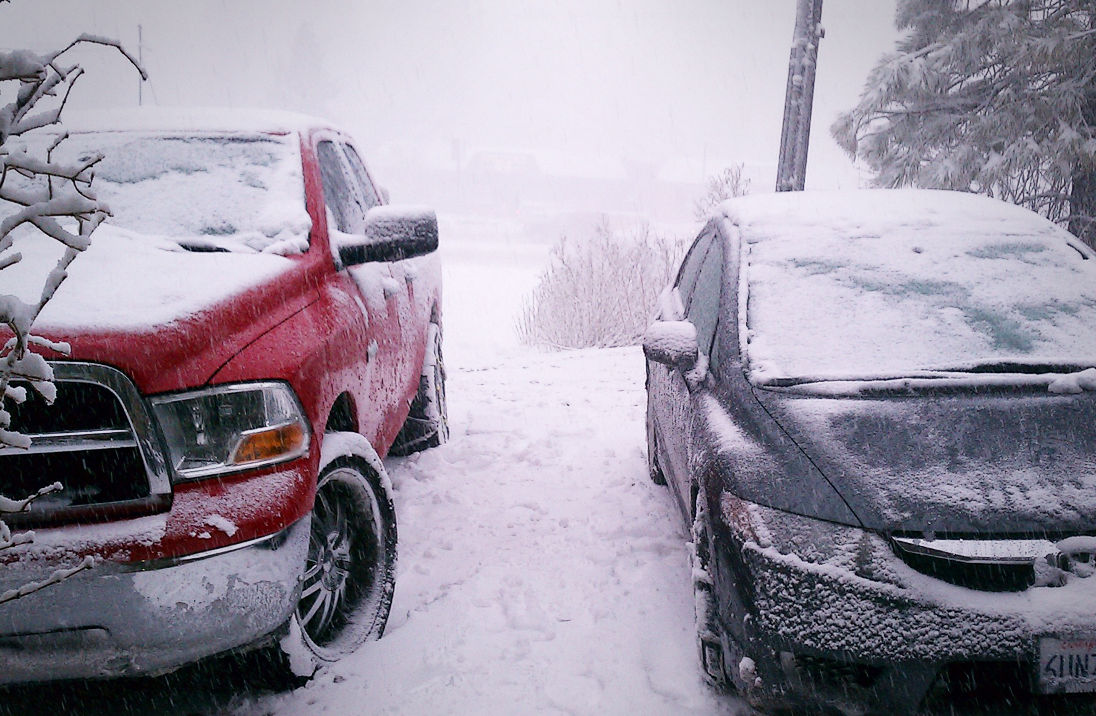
left=137, top=25, right=143, bottom=106
left=775, top=0, right=824, bottom=192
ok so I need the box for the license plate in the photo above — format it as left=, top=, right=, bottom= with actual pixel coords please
left=1038, top=636, right=1096, bottom=694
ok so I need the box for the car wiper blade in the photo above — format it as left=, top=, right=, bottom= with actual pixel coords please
left=176, top=242, right=230, bottom=253
left=755, top=371, right=972, bottom=386
left=752, top=364, right=1096, bottom=391
left=935, top=362, right=1093, bottom=375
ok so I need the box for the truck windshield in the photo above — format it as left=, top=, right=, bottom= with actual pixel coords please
left=53, top=132, right=311, bottom=254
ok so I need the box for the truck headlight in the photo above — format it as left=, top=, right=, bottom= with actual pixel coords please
left=150, top=382, right=310, bottom=481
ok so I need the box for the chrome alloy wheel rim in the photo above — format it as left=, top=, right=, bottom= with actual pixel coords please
left=297, top=469, right=381, bottom=648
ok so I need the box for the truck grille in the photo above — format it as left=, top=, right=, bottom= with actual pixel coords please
left=0, top=363, right=171, bottom=527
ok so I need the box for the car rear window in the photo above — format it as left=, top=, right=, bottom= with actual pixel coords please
left=51, top=132, right=311, bottom=254
left=739, top=191, right=1096, bottom=384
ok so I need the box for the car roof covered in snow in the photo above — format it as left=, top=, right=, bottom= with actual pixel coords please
left=60, top=107, right=340, bottom=135
left=717, top=188, right=1080, bottom=246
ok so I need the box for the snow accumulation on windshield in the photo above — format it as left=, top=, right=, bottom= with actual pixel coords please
left=734, top=190, right=1096, bottom=386
left=54, top=131, right=311, bottom=255
left=2, top=129, right=311, bottom=331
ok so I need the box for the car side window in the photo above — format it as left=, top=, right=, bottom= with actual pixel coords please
left=686, top=236, right=723, bottom=359
left=341, top=144, right=382, bottom=210
left=317, top=141, right=366, bottom=233
left=675, top=233, right=713, bottom=307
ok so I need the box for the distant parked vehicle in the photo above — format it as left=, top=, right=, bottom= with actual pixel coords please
left=644, top=189, right=1096, bottom=714
left=0, top=109, right=447, bottom=683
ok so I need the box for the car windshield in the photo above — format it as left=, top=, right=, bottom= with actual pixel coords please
left=49, top=131, right=311, bottom=254
left=740, top=191, right=1096, bottom=385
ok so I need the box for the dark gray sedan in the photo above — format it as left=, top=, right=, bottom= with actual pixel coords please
left=644, top=189, right=1096, bottom=714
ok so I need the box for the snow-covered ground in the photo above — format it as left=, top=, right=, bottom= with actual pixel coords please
left=242, top=216, right=739, bottom=715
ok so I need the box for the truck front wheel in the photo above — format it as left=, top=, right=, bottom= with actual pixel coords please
left=278, top=456, right=396, bottom=677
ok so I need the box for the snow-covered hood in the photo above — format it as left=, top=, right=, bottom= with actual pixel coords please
left=753, top=385, right=1096, bottom=536
left=9, top=226, right=316, bottom=393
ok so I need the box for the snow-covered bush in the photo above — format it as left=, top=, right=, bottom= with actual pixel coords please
left=693, top=164, right=750, bottom=221
left=0, top=21, right=144, bottom=600
left=517, top=219, right=685, bottom=349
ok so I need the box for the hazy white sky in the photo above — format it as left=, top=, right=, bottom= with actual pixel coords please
left=4, top=1, right=898, bottom=190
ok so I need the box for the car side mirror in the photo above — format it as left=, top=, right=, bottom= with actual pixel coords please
left=338, top=206, right=439, bottom=266
left=642, top=321, right=698, bottom=372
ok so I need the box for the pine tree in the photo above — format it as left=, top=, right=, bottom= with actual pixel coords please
left=833, top=0, right=1096, bottom=245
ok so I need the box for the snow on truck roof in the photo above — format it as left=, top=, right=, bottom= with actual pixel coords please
left=61, top=107, right=340, bottom=135
left=719, top=190, right=1096, bottom=385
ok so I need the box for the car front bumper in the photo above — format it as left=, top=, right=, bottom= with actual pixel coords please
left=713, top=521, right=1096, bottom=713
left=0, top=515, right=308, bottom=685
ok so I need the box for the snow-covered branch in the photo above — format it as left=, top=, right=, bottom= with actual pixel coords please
left=0, top=481, right=62, bottom=515
left=0, top=6, right=146, bottom=602
left=0, top=556, right=95, bottom=605
left=0, top=35, right=138, bottom=447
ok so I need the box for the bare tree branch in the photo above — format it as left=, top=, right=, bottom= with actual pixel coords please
left=0, top=10, right=146, bottom=604
left=0, top=556, right=95, bottom=605
left=0, top=482, right=63, bottom=515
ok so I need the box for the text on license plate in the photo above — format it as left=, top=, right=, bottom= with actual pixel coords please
left=1039, top=637, right=1096, bottom=694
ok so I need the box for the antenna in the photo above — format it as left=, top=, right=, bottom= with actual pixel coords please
left=138, top=24, right=143, bottom=106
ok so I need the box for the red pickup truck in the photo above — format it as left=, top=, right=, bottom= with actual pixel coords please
left=0, top=109, right=446, bottom=682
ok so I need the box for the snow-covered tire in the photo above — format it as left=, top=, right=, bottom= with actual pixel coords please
left=646, top=401, right=667, bottom=486
left=276, top=451, right=397, bottom=678
left=391, top=322, right=449, bottom=455
left=692, top=489, right=728, bottom=690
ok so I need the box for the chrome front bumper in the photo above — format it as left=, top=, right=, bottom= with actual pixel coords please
left=0, top=516, right=309, bottom=685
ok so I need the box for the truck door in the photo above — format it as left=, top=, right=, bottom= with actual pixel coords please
left=315, top=139, right=407, bottom=444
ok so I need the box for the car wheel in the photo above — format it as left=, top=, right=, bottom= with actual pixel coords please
left=691, top=489, right=728, bottom=689
left=646, top=401, right=667, bottom=486
left=280, top=456, right=397, bottom=675
left=391, top=322, right=449, bottom=455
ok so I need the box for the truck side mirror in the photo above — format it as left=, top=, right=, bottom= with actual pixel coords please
left=338, top=206, right=438, bottom=266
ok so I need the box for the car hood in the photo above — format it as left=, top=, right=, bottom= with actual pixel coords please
left=10, top=226, right=316, bottom=394
left=752, top=385, right=1096, bottom=535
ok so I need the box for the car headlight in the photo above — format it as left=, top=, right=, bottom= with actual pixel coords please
left=150, top=382, right=310, bottom=481
left=721, top=493, right=901, bottom=585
